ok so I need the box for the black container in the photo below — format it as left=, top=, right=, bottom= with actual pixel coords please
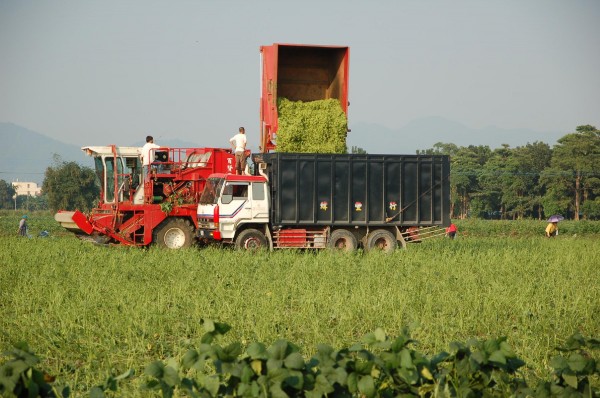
left=256, top=153, right=451, bottom=227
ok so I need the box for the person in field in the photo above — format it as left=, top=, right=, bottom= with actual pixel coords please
left=18, top=215, right=28, bottom=237
left=445, top=222, right=457, bottom=239
left=229, top=127, right=247, bottom=175
left=545, top=221, right=558, bottom=237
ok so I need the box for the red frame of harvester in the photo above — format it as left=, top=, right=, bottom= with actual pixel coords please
left=59, top=145, right=239, bottom=246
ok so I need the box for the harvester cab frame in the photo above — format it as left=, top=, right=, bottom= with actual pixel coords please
left=84, top=145, right=144, bottom=205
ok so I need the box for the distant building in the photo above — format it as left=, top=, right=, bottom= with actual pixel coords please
left=12, top=181, right=42, bottom=196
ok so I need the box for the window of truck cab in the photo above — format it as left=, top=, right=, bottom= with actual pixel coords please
left=221, top=182, right=249, bottom=204
left=199, top=177, right=225, bottom=204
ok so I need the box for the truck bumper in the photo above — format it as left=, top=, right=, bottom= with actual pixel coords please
left=197, top=228, right=221, bottom=240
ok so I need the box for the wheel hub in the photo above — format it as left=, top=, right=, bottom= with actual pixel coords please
left=164, top=228, right=186, bottom=249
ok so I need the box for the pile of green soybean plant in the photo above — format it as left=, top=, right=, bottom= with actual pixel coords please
left=276, top=97, right=347, bottom=153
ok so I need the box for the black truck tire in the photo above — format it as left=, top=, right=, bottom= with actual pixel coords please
left=366, top=229, right=397, bottom=253
left=153, top=218, right=194, bottom=249
left=235, top=228, right=267, bottom=251
left=328, top=229, right=357, bottom=252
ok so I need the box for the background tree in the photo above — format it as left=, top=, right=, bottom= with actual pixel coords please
left=477, top=145, right=512, bottom=219
left=16, top=194, right=49, bottom=211
left=350, top=146, right=367, bottom=154
left=515, top=142, right=552, bottom=219
left=42, top=156, right=99, bottom=212
left=450, top=145, right=491, bottom=219
left=542, top=125, right=600, bottom=220
left=0, top=179, right=16, bottom=209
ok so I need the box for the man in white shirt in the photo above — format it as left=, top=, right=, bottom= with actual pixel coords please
left=229, top=127, right=247, bottom=175
left=140, top=135, right=160, bottom=182
left=141, top=135, right=160, bottom=166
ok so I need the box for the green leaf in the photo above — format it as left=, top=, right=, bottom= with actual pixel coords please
left=471, top=350, right=486, bottom=365
left=347, top=372, right=358, bottom=393
left=220, top=342, right=242, bottom=362
left=357, top=375, right=376, bottom=398
left=400, top=349, right=414, bottom=369
left=567, top=353, right=587, bottom=372
left=182, top=350, right=199, bottom=369
left=362, top=332, right=377, bottom=345
left=247, top=342, right=268, bottom=360
left=144, top=361, right=164, bottom=378
left=374, top=328, right=386, bottom=342
left=562, top=373, right=578, bottom=389
left=203, top=375, right=220, bottom=397
left=268, top=340, right=289, bottom=360
left=284, top=352, right=305, bottom=370
left=285, top=369, right=304, bottom=390
left=162, top=366, right=180, bottom=387
left=488, top=350, right=507, bottom=365
left=550, top=355, right=569, bottom=371
left=267, top=358, right=283, bottom=372
left=267, top=367, right=288, bottom=384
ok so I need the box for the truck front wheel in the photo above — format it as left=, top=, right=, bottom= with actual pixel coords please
left=329, top=229, right=357, bottom=252
left=366, top=229, right=397, bottom=253
left=153, top=218, right=194, bottom=249
left=235, top=229, right=267, bottom=251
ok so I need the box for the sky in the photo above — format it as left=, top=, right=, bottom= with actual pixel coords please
left=1, top=0, right=599, bottom=153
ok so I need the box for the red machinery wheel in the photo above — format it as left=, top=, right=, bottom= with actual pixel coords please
left=153, top=218, right=194, bottom=249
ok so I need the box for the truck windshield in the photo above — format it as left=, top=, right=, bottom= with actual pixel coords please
left=199, top=177, right=224, bottom=205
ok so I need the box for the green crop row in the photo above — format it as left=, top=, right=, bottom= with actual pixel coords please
left=2, top=321, right=599, bottom=397
left=1, top=214, right=599, bottom=396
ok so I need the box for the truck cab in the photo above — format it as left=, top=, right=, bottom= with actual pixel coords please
left=196, top=173, right=269, bottom=246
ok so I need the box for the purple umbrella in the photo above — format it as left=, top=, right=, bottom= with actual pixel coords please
left=547, top=214, right=564, bottom=223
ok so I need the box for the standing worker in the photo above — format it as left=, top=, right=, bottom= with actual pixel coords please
left=140, top=135, right=160, bottom=179
left=141, top=135, right=160, bottom=167
left=18, top=215, right=28, bottom=237
left=229, top=127, right=247, bottom=175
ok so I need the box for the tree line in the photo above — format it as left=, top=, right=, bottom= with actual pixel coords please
left=1, top=125, right=598, bottom=220
left=416, top=125, right=600, bottom=220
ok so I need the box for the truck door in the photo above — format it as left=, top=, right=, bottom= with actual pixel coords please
left=220, top=182, right=252, bottom=227
left=251, top=182, right=269, bottom=221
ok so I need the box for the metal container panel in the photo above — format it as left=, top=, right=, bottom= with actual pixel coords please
left=260, top=153, right=450, bottom=227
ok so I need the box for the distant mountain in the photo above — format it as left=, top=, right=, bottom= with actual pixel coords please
left=346, top=117, right=565, bottom=154
left=1, top=123, right=90, bottom=185
left=0, top=123, right=222, bottom=185
left=2, top=118, right=566, bottom=185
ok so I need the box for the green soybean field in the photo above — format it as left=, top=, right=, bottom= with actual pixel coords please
left=1, top=211, right=599, bottom=396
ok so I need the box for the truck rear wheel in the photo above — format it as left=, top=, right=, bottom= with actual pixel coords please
left=329, top=229, right=357, bottom=252
left=153, top=218, right=194, bottom=249
left=366, top=229, right=397, bottom=253
left=235, top=228, right=267, bottom=251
